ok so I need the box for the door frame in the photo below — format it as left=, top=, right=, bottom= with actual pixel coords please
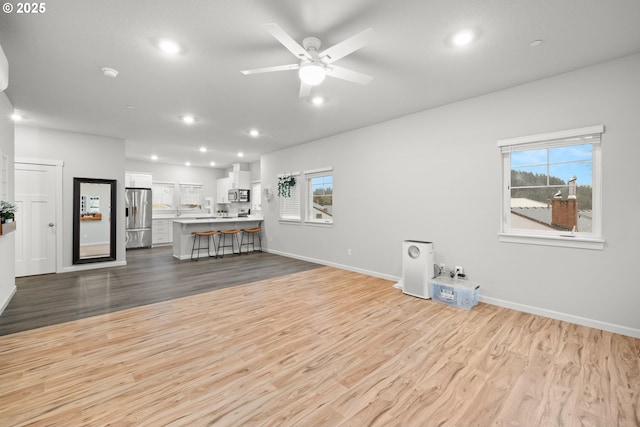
left=15, top=157, right=64, bottom=274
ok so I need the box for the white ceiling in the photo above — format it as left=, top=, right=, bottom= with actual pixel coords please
left=1, top=0, right=640, bottom=168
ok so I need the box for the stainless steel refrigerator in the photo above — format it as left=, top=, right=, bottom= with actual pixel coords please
left=125, top=187, right=152, bottom=248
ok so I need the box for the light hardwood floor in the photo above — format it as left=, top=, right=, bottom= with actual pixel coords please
left=1, top=266, right=638, bottom=426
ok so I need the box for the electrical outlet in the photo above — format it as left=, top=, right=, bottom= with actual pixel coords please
left=454, top=266, right=464, bottom=276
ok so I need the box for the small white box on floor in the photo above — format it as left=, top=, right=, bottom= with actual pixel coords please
left=429, top=276, right=480, bottom=310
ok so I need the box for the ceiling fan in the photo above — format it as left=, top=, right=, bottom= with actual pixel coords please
left=241, top=23, right=374, bottom=97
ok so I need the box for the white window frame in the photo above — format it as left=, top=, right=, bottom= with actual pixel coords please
left=278, top=172, right=301, bottom=223
left=497, top=125, right=604, bottom=250
left=251, top=181, right=262, bottom=212
left=304, top=167, right=333, bottom=225
left=0, top=150, right=8, bottom=201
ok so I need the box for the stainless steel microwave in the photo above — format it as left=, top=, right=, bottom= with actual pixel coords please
left=228, top=189, right=250, bottom=203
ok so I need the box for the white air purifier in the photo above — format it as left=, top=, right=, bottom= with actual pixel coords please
left=402, top=240, right=435, bottom=299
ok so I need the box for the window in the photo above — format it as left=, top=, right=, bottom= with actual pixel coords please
left=251, top=181, right=262, bottom=212
left=152, top=181, right=176, bottom=210
left=279, top=173, right=301, bottom=221
left=498, top=125, right=604, bottom=250
left=178, top=183, right=203, bottom=210
left=306, top=169, right=333, bottom=224
left=0, top=150, right=7, bottom=201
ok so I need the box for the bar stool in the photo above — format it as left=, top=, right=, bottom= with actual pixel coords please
left=240, top=227, right=262, bottom=254
left=216, top=229, right=240, bottom=257
left=191, top=230, right=217, bottom=261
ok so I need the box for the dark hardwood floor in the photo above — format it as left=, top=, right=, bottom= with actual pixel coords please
left=0, top=246, right=321, bottom=336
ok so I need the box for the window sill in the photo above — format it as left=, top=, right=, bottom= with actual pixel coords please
left=498, top=232, right=605, bottom=250
left=304, top=220, right=333, bottom=228
left=278, top=219, right=302, bottom=225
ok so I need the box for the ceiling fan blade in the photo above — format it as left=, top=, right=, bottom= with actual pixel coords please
left=241, top=64, right=299, bottom=75
left=264, top=23, right=310, bottom=60
left=320, top=28, right=374, bottom=64
left=326, top=65, right=373, bottom=85
left=299, top=82, right=312, bottom=98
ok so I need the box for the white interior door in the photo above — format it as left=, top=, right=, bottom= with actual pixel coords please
left=15, top=163, right=57, bottom=277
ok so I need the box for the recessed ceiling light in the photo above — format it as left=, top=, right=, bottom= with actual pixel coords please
left=237, top=152, right=244, bottom=158
left=249, top=129, right=259, bottom=138
left=182, top=115, right=195, bottom=124
left=529, top=39, right=543, bottom=47
left=151, top=154, right=158, bottom=161
left=158, top=39, right=181, bottom=55
left=311, top=96, right=325, bottom=106
left=101, top=67, right=119, bottom=78
left=185, top=161, right=191, bottom=166
left=210, top=161, right=216, bottom=166
left=125, top=105, right=135, bottom=110
left=199, top=146, right=207, bottom=153
left=452, top=30, right=475, bottom=47
left=10, top=113, right=22, bottom=121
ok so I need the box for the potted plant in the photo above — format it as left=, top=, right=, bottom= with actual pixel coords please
left=277, top=175, right=296, bottom=198
left=0, top=200, right=16, bottom=224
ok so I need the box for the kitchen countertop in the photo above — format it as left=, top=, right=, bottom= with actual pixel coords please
left=171, top=215, right=263, bottom=260
left=172, top=215, right=263, bottom=224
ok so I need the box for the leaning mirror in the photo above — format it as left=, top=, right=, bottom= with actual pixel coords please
left=73, top=177, right=117, bottom=264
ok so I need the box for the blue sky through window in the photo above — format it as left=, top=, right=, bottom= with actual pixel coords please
left=511, top=143, right=592, bottom=186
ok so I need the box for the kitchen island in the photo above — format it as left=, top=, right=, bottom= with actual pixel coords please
left=172, top=216, right=263, bottom=260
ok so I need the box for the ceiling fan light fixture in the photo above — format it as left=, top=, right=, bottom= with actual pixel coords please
left=299, top=62, right=326, bottom=86
left=311, top=96, right=325, bottom=106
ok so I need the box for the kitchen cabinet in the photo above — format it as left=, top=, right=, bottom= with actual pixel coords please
left=216, top=177, right=231, bottom=204
left=125, top=173, right=153, bottom=188
left=230, top=171, right=250, bottom=189
left=152, top=219, right=173, bottom=246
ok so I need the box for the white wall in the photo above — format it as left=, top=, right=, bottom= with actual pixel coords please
left=0, top=92, right=15, bottom=314
left=125, top=159, right=224, bottom=213
left=262, top=53, right=640, bottom=337
left=15, top=125, right=126, bottom=270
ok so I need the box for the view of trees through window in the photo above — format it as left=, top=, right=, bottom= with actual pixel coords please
left=510, top=170, right=593, bottom=210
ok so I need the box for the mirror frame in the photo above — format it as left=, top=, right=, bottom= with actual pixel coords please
left=73, top=177, right=117, bottom=264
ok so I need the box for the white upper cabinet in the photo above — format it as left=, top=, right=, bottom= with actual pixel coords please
left=216, top=177, right=231, bottom=204
left=230, top=171, right=250, bottom=189
left=125, top=172, right=153, bottom=188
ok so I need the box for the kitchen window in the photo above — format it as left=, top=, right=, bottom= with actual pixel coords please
left=305, top=167, right=333, bottom=224
left=498, top=125, right=604, bottom=250
left=179, top=183, right=203, bottom=210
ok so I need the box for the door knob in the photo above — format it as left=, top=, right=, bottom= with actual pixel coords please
left=48, top=223, right=54, bottom=227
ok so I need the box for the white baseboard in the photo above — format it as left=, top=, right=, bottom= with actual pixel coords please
left=61, top=260, right=127, bottom=273
left=266, top=249, right=640, bottom=339
left=265, top=248, right=400, bottom=282
left=480, top=295, right=640, bottom=339
left=0, top=285, right=16, bottom=316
